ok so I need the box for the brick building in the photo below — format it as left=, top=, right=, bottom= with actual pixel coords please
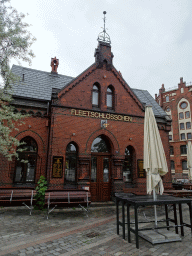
left=155, top=78, right=192, bottom=181
left=0, top=32, right=172, bottom=201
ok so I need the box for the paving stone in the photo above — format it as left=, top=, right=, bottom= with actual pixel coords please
left=34, top=248, right=40, bottom=252
left=1, top=204, right=192, bottom=256
left=25, top=251, right=34, bottom=254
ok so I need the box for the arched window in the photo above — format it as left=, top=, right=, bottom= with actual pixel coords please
left=65, top=143, right=77, bottom=185
left=92, top=83, right=100, bottom=108
left=14, top=136, right=37, bottom=183
left=123, top=146, right=133, bottom=183
left=91, top=135, right=110, bottom=153
left=166, top=95, right=169, bottom=102
left=106, top=86, right=114, bottom=109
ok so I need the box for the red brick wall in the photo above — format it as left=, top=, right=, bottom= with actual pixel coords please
left=156, top=78, right=192, bottom=180
left=0, top=58, right=172, bottom=195
left=58, top=65, right=144, bottom=117
left=0, top=115, right=49, bottom=187
left=47, top=64, right=172, bottom=193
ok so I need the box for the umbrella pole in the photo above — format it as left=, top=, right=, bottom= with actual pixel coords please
left=153, top=189, right=158, bottom=228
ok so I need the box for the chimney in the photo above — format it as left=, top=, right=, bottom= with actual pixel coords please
left=178, top=77, right=186, bottom=89
left=51, top=57, right=59, bottom=73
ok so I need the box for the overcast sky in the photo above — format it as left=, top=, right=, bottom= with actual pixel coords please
left=11, top=0, right=192, bottom=98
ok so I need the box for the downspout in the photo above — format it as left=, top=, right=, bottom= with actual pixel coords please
left=45, top=101, right=51, bottom=182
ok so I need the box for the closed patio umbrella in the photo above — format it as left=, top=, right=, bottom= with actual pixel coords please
left=143, top=105, right=168, bottom=226
left=187, top=140, right=192, bottom=181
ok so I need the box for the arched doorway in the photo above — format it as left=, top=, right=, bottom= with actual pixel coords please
left=14, top=136, right=38, bottom=183
left=90, top=135, right=111, bottom=201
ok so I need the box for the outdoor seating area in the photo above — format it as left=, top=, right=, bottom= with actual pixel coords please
left=0, top=188, right=36, bottom=215
left=115, top=193, right=192, bottom=249
left=0, top=188, right=91, bottom=218
left=45, top=190, right=91, bottom=219
left=164, top=189, right=192, bottom=197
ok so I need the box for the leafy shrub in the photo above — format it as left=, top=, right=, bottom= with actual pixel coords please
left=34, top=176, right=47, bottom=210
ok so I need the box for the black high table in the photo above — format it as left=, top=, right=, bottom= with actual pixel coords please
left=116, top=194, right=192, bottom=249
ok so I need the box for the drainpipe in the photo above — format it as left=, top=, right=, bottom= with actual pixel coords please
left=45, top=102, right=51, bottom=182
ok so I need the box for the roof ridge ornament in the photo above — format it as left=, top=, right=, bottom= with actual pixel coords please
left=97, top=11, right=111, bottom=44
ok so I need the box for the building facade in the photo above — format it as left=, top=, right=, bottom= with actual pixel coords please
left=0, top=36, right=172, bottom=200
left=155, top=78, right=192, bottom=181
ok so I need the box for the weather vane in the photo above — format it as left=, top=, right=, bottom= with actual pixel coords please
left=97, top=11, right=111, bottom=44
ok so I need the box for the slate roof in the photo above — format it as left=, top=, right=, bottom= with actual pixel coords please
left=11, top=65, right=73, bottom=101
left=132, top=88, right=167, bottom=117
left=11, top=65, right=167, bottom=118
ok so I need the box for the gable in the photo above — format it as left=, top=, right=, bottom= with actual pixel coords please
left=57, top=63, right=144, bottom=117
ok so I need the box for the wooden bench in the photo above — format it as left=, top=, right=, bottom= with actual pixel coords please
left=0, top=189, right=36, bottom=215
left=45, top=190, right=91, bottom=219
left=164, top=189, right=192, bottom=198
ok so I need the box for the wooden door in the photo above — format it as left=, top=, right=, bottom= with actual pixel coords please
left=90, top=155, right=111, bottom=201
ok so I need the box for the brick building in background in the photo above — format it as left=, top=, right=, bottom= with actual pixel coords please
left=155, top=78, right=192, bottom=181
left=0, top=25, right=172, bottom=200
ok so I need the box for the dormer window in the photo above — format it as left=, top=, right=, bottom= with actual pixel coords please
left=107, top=85, right=114, bottom=109
left=92, top=83, right=100, bottom=108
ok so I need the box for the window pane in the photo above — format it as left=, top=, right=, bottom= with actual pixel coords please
left=180, top=145, right=187, bottom=154
left=93, top=85, right=98, bottom=90
left=91, top=157, right=97, bottom=182
left=15, top=161, right=24, bottom=182
left=19, top=137, right=37, bottom=152
left=123, top=147, right=132, bottom=182
left=92, top=91, right=98, bottom=106
left=125, top=148, right=130, bottom=156
left=65, top=156, right=76, bottom=182
left=185, top=111, right=190, bottom=119
left=103, top=158, right=109, bottom=182
left=179, top=113, right=184, bottom=119
left=107, top=87, right=112, bottom=93
left=171, top=160, right=175, bottom=170
left=182, top=161, right=187, bottom=170
left=169, top=135, right=172, bottom=141
left=181, top=133, right=185, bottom=140
left=180, top=123, right=185, bottom=130
left=170, top=146, right=174, bottom=155
left=180, top=102, right=187, bottom=109
left=166, top=96, right=169, bottom=102
left=66, top=143, right=76, bottom=152
left=186, top=122, right=191, bottom=129
left=187, top=133, right=192, bottom=139
left=107, top=94, right=112, bottom=108
left=15, top=137, right=37, bottom=183
left=26, top=156, right=36, bottom=182
left=91, top=136, right=109, bottom=152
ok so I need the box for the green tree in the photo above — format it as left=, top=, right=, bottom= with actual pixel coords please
left=0, top=0, right=36, bottom=160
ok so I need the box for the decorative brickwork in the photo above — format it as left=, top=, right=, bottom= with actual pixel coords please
left=156, top=77, right=192, bottom=180
left=0, top=41, right=172, bottom=200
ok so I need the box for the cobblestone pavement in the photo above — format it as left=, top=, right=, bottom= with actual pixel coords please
left=0, top=203, right=192, bottom=256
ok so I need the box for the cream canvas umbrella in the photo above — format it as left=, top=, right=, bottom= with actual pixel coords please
left=187, top=140, right=192, bottom=182
left=143, top=105, right=168, bottom=226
